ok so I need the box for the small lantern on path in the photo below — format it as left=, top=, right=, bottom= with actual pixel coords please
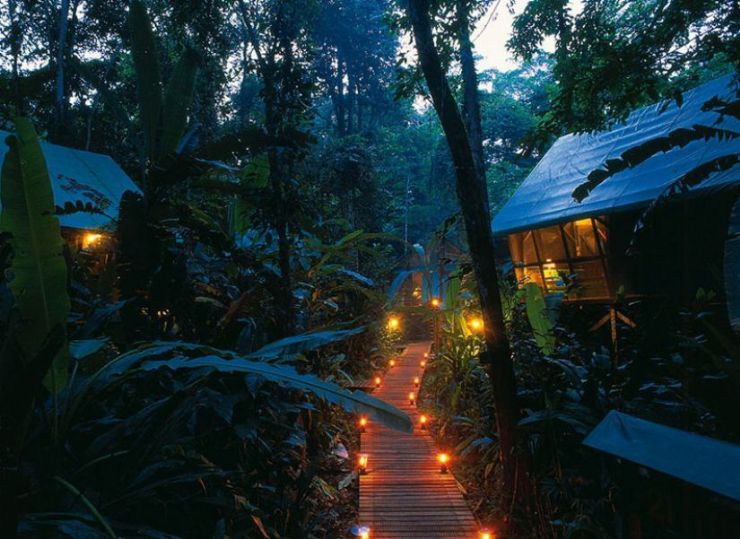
left=438, top=452, right=449, bottom=473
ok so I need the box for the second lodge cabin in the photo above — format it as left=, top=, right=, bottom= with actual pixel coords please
left=492, top=75, right=740, bottom=307
left=0, top=130, right=142, bottom=252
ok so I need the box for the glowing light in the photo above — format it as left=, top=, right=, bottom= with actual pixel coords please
left=423, top=352, right=428, bottom=358
left=420, top=415, right=428, bottom=430
left=420, top=360, right=426, bottom=368
left=438, top=452, right=449, bottom=473
left=374, top=377, right=381, bottom=388
left=389, top=359, right=395, bottom=367
left=358, top=454, right=368, bottom=474
left=469, top=317, right=484, bottom=332
left=480, top=531, right=493, bottom=539
left=359, top=527, right=370, bottom=539
left=82, top=232, right=103, bottom=249
left=409, top=392, right=415, bottom=405
left=431, top=298, right=440, bottom=308
left=359, top=417, right=367, bottom=432
left=387, top=316, right=400, bottom=331
left=413, top=376, right=420, bottom=387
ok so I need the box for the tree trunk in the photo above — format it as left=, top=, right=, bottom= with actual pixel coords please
left=8, top=0, right=22, bottom=113
left=456, top=0, right=488, bottom=207
left=53, top=0, right=71, bottom=139
left=405, top=0, right=520, bottom=502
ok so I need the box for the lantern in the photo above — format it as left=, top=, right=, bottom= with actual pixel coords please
left=419, top=415, right=428, bottom=430
left=480, top=531, right=493, bottom=539
left=358, top=454, right=368, bottom=475
left=359, top=417, right=367, bottom=433
left=387, top=316, right=400, bottom=331
left=420, top=360, right=426, bottom=368
left=389, top=359, right=395, bottom=367
left=431, top=298, right=440, bottom=308
left=374, top=377, right=381, bottom=388
left=469, top=317, right=484, bottom=332
left=413, top=376, right=420, bottom=388
left=437, top=452, right=449, bottom=473
left=409, top=392, right=415, bottom=405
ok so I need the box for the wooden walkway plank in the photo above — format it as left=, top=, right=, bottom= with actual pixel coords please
left=359, top=342, right=481, bottom=538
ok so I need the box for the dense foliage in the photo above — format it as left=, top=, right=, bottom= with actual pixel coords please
left=0, top=0, right=737, bottom=537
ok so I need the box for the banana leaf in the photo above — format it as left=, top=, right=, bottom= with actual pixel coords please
left=245, top=327, right=366, bottom=362
left=524, top=283, right=557, bottom=355
left=129, top=0, right=163, bottom=160
left=140, top=355, right=413, bottom=433
left=159, top=47, right=199, bottom=158
left=0, top=118, right=70, bottom=391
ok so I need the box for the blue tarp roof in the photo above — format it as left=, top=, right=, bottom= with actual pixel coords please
left=0, top=131, right=142, bottom=231
left=492, top=74, right=740, bottom=236
left=583, top=411, right=740, bottom=502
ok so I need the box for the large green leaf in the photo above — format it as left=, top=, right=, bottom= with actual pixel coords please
left=128, top=0, right=163, bottom=160
left=524, top=283, right=556, bottom=355
left=159, top=47, right=199, bottom=159
left=140, top=355, right=412, bottom=433
left=245, top=327, right=366, bottom=362
left=0, top=118, right=70, bottom=391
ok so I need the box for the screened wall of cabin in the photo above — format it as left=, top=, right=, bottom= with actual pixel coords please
left=508, top=217, right=611, bottom=300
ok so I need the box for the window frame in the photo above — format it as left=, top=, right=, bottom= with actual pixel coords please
left=509, top=217, right=613, bottom=300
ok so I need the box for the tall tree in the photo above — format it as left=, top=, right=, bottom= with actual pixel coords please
left=509, top=0, right=739, bottom=139
left=404, top=0, right=521, bottom=502
left=456, top=0, right=487, bottom=204
left=53, top=0, right=71, bottom=138
left=237, top=0, right=317, bottom=335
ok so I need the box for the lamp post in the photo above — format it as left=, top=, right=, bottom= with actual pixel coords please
left=430, top=298, right=441, bottom=353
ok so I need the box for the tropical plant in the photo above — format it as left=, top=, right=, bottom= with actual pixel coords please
left=14, top=332, right=409, bottom=538
left=0, top=117, right=70, bottom=391
left=128, top=0, right=199, bottom=164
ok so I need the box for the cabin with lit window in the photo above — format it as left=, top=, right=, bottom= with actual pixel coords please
left=492, top=75, right=740, bottom=305
left=0, top=131, right=142, bottom=254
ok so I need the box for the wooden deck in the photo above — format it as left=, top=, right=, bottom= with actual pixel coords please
left=359, top=341, right=480, bottom=538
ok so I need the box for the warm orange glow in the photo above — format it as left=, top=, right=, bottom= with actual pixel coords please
left=374, top=377, right=381, bottom=388
left=431, top=297, right=440, bottom=308
left=480, top=532, right=493, bottom=539
left=358, top=454, right=368, bottom=474
left=438, top=452, right=449, bottom=473
left=469, top=317, right=484, bottom=332
left=419, top=415, right=428, bottom=429
left=413, top=376, right=420, bottom=387
left=424, top=352, right=428, bottom=358
left=420, top=360, right=426, bottom=368
left=359, top=528, right=370, bottom=539
left=409, top=392, right=415, bottom=404
left=82, top=232, right=103, bottom=249
left=387, top=316, right=400, bottom=331
left=389, top=359, right=395, bottom=367
left=359, top=417, right=367, bottom=427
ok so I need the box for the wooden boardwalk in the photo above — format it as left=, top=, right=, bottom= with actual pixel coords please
left=359, top=341, right=480, bottom=538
